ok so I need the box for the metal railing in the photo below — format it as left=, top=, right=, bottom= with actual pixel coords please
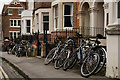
left=79, top=26, right=105, bottom=37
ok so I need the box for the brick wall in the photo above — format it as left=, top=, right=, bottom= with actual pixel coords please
left=73, top=2, right=79, bottom=29
left=39, top=34, right=51, bottom=42
left=2, top=2, right=26, bottom=39
left=34, top=2, right=51, bottom=10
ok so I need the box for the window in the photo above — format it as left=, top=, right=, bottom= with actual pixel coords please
left=10, top=20, right=13, bottom=26
left=18, top=20, right=21, bottom=26
left=14, top=32, right=16, bottom=39
left=14, top=20, right=17, bottom=26
left=26, top=20, right=31, bottom=33
left=10, top=32, right=13, bottom=39
left=118, top=1, right=120, bottom=18
left=63, top=3, right=73, bottom=28
left=18, top=32, right=20, bottom=36
left=8, top=8, right=12, bottom=15
left=18, top=9, right=23, bottom=15
left=10, top=19, right=21, bottom=27
left=54, top=5, right=58, bottom=29
left=9, top=31, right=19, bottom=39
left=43, top=13, right=49, bottom=31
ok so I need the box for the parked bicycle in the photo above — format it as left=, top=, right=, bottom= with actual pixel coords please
left=44, top=36, right=64, bottom=65
left=61, top=34, right=106, bottom=77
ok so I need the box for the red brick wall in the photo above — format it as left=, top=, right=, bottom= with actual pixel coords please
left=2, top=3, right=26, bottom=39
left=73, top=2, right=79, bottom=29
left=34, top=2, right=51, bottom=10
left=39, top=34, right=51, bottom=42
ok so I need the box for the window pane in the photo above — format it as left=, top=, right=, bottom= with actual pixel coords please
left=18, top=32, right=20, bottom=36
left=19, top=9, right=22, bottom=14
left=14, top=20, right=17, bottom=26
left=36, top=14, right=39, bottom=23
left=55, top=18, right=58, bottom=28
left=55, top=6, right=58, bottom=16
left=14, top=32, right=16, bottom=38
left=43, top=23, right=49, bottom=30
left=64, top=16, right=72, bottom=27
left=26, top=20, right=30, bottom=26
left=8, top=8, right=12, bottom=14
left=43, top=15, right=49, bottom=21
left=10, top=20, right=13, bottom=26
left=64, top=5, right=71, bottom=15
left=43, top=13, right=49, bottom=30
left=10, top=32, right=13, bottom=39
left=26, top=27, right=30, bottom=33
left=54, top=6, right=58, bottom=29
left=18, top=20, right=21, bottom=26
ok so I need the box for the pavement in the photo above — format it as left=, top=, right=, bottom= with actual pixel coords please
left=0, top=51, right=118, bottom=80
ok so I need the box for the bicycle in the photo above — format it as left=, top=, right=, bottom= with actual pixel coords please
left=54, top=37, right=75, bottom=69
left=44, top=36, right=64, bottom=65
left=62, top=34, right=106, bottom=77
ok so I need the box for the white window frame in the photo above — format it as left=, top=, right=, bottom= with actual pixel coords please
left=8, top=8, right=12, bottom=15
left=10, top=19, right=21, bottom=27
left=9, top=31, right=20, bottom=39
left=54, top=5, right=58, bottom=31
left=42, top=13, right=49, bottom=33
left=63, top=3, right=73, bottom=29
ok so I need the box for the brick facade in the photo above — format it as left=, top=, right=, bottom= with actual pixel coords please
left=2, top=1, right=27, bottom=40
left=73, top=2, right=79, bottom=29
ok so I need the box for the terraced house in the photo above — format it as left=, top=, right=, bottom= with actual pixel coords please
left=32, top=0, right=120, bottom=78
left=2, top=0, right=27, bottom=40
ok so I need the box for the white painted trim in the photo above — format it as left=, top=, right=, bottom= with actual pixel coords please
left=8, top=14, right=13, bottom=15
left=8, top=7, right=23, bottom=9
left=9, top=31, right=20, bottom=32
left=9, top=19, right=21, bottom=20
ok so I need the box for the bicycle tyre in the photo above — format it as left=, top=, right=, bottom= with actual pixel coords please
left=54, top=48, right=68, bottom=69
left=80, top=52, right=100, bottom=77
left=63, top=49, right=78, bottom=71
left=94, top=47, right=106, bottom=74
left=44, top=47, right=57, bottom=65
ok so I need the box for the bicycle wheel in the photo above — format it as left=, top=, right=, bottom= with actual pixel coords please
left=94, top=47, right=106, bottom=74
left=63, top=49, right=77, bottom=71
left=54, top=48, right=68, bottom=69
left=44, top=47, right=57, bottom=65
left=80, top=52, right=100, bottom=77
